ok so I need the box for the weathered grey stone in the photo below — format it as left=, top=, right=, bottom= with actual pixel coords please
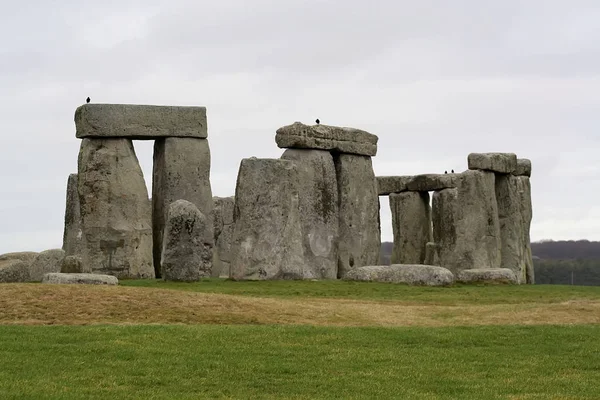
left=60, top=255, right=86, bottom=273
left=424, top=242, right=440, bottom=266
left=496, top=174, right=528, bottom=283
left=513, top=158, right=532, bottom=177
left=344, top=264, right=454, bottom=286
left=62, top=173, right=83, bottom=256
left=390, top=192, right=431, bottom=264
left=152, top=137, right=213, bottom=278
left=77, top=138, right=154, bottom=279
left=456, top=268, right=517, bottom=284
left=161, top=200, right=212, bottom=281
left=75, top=104, right=207, bottom=139
left=211, top=196, right=235, bottom=278
left=518, top=176, right=535, bottom=284
left=276, top=122, right=378, bottom=156
left=230, top=158, right=305, bottom=280
left=0, top=252, right=39, bottom=267
left=281, top=149, right=338, bottom=279
left=468, top=153, right=517, bottom=173
left=42, top=273, right=118, bottom=285
left=376, top=176, right=411, bottom=195
left=0, top=260, right=30, bottom=283
left=432, top=170, right=501, bottom=275
left=29, top=249, right=65, bottom=281
left=335, top=154, right=381, bottom=278
left=406, top=174, right=459, bottom=192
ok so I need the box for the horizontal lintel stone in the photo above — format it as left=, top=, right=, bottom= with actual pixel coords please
left=512, top=158, right=532, bottom=177
left=377, top=174, right=458, bottom=195
left=75, top=104, right=207, bottom=139
left=467, top=152, right=517, bottom=174
left=275, top=122, right=378, bottom=156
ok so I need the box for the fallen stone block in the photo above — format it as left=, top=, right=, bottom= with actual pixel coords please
left=424, top=242, right=440, bottom=266
left=29, top=249, right=66, bottom=281
left=344, top=264, right=454, bottom=286
left=512, top=158, right=532, bottom=177
left=42, top=273, right=118, bottom=285
left=75, top=104, right=207, bottom=139
left=60, top=255, right=86, bottom=274
left=0, top=251, right=39, bottom=267
left=161, top=200, right=212, bottom=281
left=467, top=153, right=517, bottom=173
left=0, top=260, right=30, bottom=283
left=390, top=192, right=431, bottom=264
left=276, top=122, right=378, bottom=156
left=456, top=268, right=517, bottom=284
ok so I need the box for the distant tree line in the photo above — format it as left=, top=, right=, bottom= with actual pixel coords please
left=380, top=240, right=600, bottom=286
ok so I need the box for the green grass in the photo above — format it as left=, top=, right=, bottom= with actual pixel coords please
left=0, top=324, right=599, bottom=399
left=121, top=278, right=600, bottom=305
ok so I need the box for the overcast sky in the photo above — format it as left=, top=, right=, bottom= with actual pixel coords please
left=1, top=0, right=600, bottom=254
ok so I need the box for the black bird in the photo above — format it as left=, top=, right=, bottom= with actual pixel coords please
left=315, top=118, right=320, bottom=125
left=86, top=97, right=90, bottom=104
left=451, top=169, right=454, bottom=173
left=444, top=171, right=447, bottom=174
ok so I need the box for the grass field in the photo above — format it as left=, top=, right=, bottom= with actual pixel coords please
left=1, top=280, right=599, bottom=399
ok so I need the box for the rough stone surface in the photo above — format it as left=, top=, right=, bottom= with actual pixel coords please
left=344, top=264, right=454, bottom=286
left=62, top=173, right=83, bottom=256
left=152, top=138, right=213, bottom=277
left=42, top=273, right=119, bottom=285
left=0, top=260, right=30, bottom=283
left=211, top=196, right=235, bottom=278
left=0, top=252, right=39, bottom=267
left=75, top=104, right=207, bottom=139
left=276, top=122, right=378, bottom=156
left=456, top=268, right=517, bottom=284
left=335, top=154, right=381, bottom=278
left=376, top=176, right=411, bottom=195
left=496, top=174, right=528, bottom=283
left=281, top=149, right=339, bottom=279
left=77, top=138, right=154, bottom=279
left=61, top=255, right=86, bottom=273
left=468, top=153, right=517, bottom=173
left=377, top=174, right=458, bottom=195
left=518, top=176, right=535, bottom=284
left=432, top=170, right=501, bottom=275
left=230, top=158, right=305, bottom=280
left=424, top=242, right=440, bottom=266
left=513, top=158, right=532, bottom=177
left=161, top=200, right=212, bottom=281
left=390, top=192, right=431, bottom=264
left=29, top=249, right=66, bottom=281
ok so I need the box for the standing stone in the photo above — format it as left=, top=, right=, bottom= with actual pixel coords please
left=432, top=170, right=501, bottom=275
left=161, top=200, right=212, bottom=281
left=495, top=174, right=527, bottom=283
left=518, top=176, right=535, bottom=284
left=62, top=173, right=83, bottom=256
left=230, top=158, right=305, bottom=280
left=389, top=192, right=431, bottom=264
left=335, top=154, right=381, bottom=278
left=212, top=196, right=235, bottom=278
left=29, top=249, right=66, bottom=281
left=281, top=149, right=339, bottom=279
left=153, top=138, right=213, bottom=278
left=77, top=138, right=154, bottom=279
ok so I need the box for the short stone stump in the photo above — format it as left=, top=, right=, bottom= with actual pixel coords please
left=344, top=264, right=454, bottom=286
left=456, top=268, right=517, bottom=284
left=42, top=273, right=119, bottom=285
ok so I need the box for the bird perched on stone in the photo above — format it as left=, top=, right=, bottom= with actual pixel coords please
left=444, top=171, right=447, bottom=174
left=86, top=97, right=90, bottom=104
left=315, top=119, right=320, bottom=125
left=451, top=169, right=454, bottom=173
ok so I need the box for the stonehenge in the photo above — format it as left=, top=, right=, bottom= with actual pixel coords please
left=378, top=153, right=534, bottom=284
left=56, top=102, right=534, bottom=286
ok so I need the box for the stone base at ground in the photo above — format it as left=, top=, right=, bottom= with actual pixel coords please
left=61, top=256, right=86, bottom=273
left=0, top=260, right=30, bottom=283
left=29, top=249, right=65, bottom=281
left=456, top=268, right=517, bottom=284
left=344, top=264, right=454, bottom=286
left=42, top=273, right=119, bottom=285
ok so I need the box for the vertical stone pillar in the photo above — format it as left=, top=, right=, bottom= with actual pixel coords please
left=335, top=154, right=381, bottom=278
left=517, top=175, right=534, bottom=284
left=212, top=196, right=235, bottom=278
left=62, top=173, right=83, bottom=256
left=152, top=137, right=213, bottom=278
left=77, top=138, right=154, bottom=278
left=389, top=191, right=431, bottom=264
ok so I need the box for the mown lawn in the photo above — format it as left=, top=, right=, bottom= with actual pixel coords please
left=121, top=278, right=600, bottom=305
left=0, top=324, right=599, bottom=399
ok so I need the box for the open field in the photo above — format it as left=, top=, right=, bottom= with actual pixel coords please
left=1, top=280, right=599, bottom=399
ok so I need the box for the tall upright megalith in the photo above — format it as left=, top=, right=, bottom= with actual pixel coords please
left=77, top=138, right=154, bottom=278
left=62, top=173, right=83, bottom=256
left=152, top=137, right=213, bottom=278
left=230, top=158, right=305, bottom=280
left=281, top=149, right=339, bottom=279
left=212, top=196, right=235, bottom=278
left=390, top=191, right=431, bottom=264
left=514, top=159, right=534, bottom=284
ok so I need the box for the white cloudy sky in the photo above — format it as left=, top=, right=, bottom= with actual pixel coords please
left=1, top=0, right=600, bottom=253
